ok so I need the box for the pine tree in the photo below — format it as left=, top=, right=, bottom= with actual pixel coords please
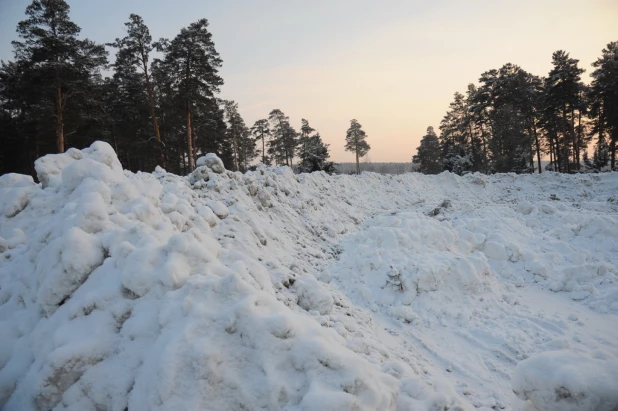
left=470, top=64, right=540, bottom=173
left=0, top=60, right=36, bottom=175
left=110, top=14, right=163, bottom=165
left=101, top=49, right=170, bottom=173
left=193, top=97, right=229, bottom=167
left=12, top=0, right=107, bottom=153
left=543, top=51, right=586, bottom=172
left=268, top=109, right=297, bottom=167
left=148, top=58, right=227, bottom=174
left=251, top=119, right=270, bottom=164
left=300, top=118, right=315, bottom=137
left=344, top=119, right=370, bottom=175
left=223, top=100, right=256, bottom=171
left=298, top=129, right=335, bottom=174
left=299, top=118, right=314, bottom=157
left=13, top=0, right=107, bottom=152
left=158, top=19, right=223, bottom=171
left=465, top=84, right=489, bottom=173
left=238, top=126, right=258, bottom=171
left=589, top=41, right=618, bottom=170
left=413, top=126, right=441, bottom=174
left=583, top=137, right=609, bottom=171
left=223, top=100, right=243, bottom=171
left=439, top=92, right=473, bottom=174
left=491, top=104, right=530, bottom=173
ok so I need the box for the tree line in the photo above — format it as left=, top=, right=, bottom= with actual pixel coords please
left=414, top=45, right=618, bottom=175
left=0, top=0, right=376, bottom=177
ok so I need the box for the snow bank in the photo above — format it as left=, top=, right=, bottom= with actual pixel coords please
left=332, top=212, right=495, bottom=316
left=512, top=350, right=618, bottom=411
left=0, top=143, right=399, bottom=410
left=1, top=142, right=617, bottom=410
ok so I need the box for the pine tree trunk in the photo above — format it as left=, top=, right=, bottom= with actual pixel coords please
left=193, top=133, right=198, bottom=167
left=144, top=68, right=164, bottom=167
left=186, top=101, right=194, bottom=171
left=533, top=121, right=542, bottom=174
left=111, top=120, right=118, bottom=154
left=571, top=108, right=578, bottom=170
left=262, top=134, right=265, bottom=164
left=555, top=136, right=561, bottom=173
left=611, top=135, right=617, bottom=170
left=556, top=140, right=560, bottom=172
left=549, top=137, right=553, bottom=170
left=177, top=142, right=182, bottom=174
left=355, top=149, right=359, bottom=175
left=575, top=110, right=583, bottom=170
left=480, top=125, right=488, bottom=173
left=562, top=105, right=571, bottom=173
left=32, top=137, right=40, bottom=178
left=232, top=128, right=239, bottom=171
left=527, top=125, right=534, bottom=173
left=598, top=106, right=604, bottom=144
left=56, top=84, right=64, bottom=153
left=553, top=119, right=561, bottom=173
left=243, top=144, right=248, bottom=172
left=181, top=143, right=186, bottom=174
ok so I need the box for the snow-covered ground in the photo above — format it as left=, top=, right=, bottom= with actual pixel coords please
left=0, top=141, right=617, bottom=411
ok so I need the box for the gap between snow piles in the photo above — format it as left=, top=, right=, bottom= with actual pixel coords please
left=0, top=141, right=616, bottom=411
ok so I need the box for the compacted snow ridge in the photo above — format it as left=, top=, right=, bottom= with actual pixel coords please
left=0, top=141, right=617, bottom=411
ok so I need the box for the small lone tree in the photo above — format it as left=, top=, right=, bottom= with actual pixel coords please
left=345, top=119, right=370, bottom=174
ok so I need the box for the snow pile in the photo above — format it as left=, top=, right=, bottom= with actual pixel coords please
left=512, top=350, right=618, bottom=411
left=1, top=141, right=617, bottom=410
left=331, top=211, right=496, bottom=318
left=0, top=143, right=397, bottom=410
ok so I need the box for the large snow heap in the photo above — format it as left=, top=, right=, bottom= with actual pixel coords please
left=1, top=141, right=617, bottom=411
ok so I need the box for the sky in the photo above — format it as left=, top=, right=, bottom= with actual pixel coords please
left=1, top=0, right=617, bottom=162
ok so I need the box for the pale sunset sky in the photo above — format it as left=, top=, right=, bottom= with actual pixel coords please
left=1, top=0, right=617, bottom=162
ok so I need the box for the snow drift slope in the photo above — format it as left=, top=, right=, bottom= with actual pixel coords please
left=0, top=141, right=617, bottom=411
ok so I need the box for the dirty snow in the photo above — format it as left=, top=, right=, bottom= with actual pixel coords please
left=0, top=141, right=617, bottom=410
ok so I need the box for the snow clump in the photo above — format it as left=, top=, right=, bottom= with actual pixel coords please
left=512, top=350, right=618, bottom=411
left=196, top=152, right=225, bottom=173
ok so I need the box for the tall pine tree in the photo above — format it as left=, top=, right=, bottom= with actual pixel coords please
left=268, top=109, right=297, bottom=167
left=589, top=41, right=618, bottom=170
left=251, top=119, right=270, bottom=165
left=110, top=14, right=164, bottom=165
left=12, top=0, right=107, bottom=153
left=439, top=92, right=473, bottom=174
left=543, top=51, right=586, bottom=172
left=344, top=119, right=370, bottom=175
left=158, top=19, right=223, bottom=171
